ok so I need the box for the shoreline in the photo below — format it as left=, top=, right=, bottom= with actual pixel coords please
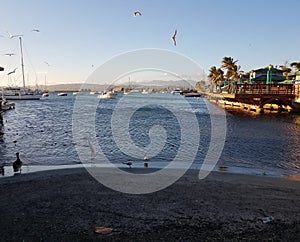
left=1, top=161, right=298, bottom=180
left=0, top=168, right=299, bottom=241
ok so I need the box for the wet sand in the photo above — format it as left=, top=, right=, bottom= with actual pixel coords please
left=0, top=168, right=299, bottom=241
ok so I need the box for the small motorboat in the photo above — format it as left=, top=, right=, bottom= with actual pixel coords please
left=98, top=92, right=117, bottom=99
left=57, top=92, right=67, bottom=96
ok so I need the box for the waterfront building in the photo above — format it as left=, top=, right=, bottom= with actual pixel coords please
left=249, top=66, right=285, bottom=84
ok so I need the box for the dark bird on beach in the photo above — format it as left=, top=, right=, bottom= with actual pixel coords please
left=13, top=152, right=22, bottom=173
left=7, top=68, right=17, bottom=75
left=0, top=165, right=4, bottom=176
left=4, top=53, right=15, bottom=56
left=134, top=11, right=142, bottom=16
left=122, top=161, right=133, bottom=168
left=172, top=29, right=177, bottom=46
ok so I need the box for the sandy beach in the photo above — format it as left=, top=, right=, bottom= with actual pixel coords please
left=0, top=168, right=299, bottom=241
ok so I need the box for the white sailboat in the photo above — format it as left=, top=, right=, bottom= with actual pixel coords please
left=2, top=37, right=42, bottom=100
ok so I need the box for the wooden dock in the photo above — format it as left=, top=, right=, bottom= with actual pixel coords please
left=205, top=84, right=300, bottom=113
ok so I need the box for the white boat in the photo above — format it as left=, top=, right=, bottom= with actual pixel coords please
left=1, top=37, right=42, bottom=100
left=98, top=92, right=117, bottom=99
left=171, top=89, right=182, bottom=95
left=57, top=92, right=67, bottom=96
left=2, top=87, right=42, bottom=100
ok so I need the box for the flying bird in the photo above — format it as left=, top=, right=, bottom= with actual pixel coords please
left=7, top=68, right=17, bottom=75
left=134, top=11, right=142, bottom=16
left=172, top=29, right=177, bottom=46
left=44, top=61, right=50, bottom=66
left=31, top=29, right=40, bottom=32
left=4, top=53, right=15, bottom=56
left=6, top=31, right=23, bottom=39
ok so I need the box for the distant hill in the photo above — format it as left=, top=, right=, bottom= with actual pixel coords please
left=29, top=79, right=198, bottom=92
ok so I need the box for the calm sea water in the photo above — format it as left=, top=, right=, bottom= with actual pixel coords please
left=1, top=92, right=300, bottom=176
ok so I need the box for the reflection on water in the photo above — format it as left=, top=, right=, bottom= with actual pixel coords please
left=0, top=92, right=300, bottom=177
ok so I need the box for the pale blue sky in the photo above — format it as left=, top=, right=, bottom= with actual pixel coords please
left=0, top=0, right=299, bottom=86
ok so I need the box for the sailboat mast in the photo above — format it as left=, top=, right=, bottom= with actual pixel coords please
left=19, top=37, right=26, bottom=90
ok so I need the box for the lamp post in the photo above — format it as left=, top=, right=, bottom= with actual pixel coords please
left=250, top=71, right=255, bottom=84
left=267, top=64, right=273, bottom=84
left=238, top=74, right=243, bottom=84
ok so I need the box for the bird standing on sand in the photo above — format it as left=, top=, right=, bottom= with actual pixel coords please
left=7, top=68, right=17, bottom=75
left=134, top=11, right=142, bottom=16
left=172, top=29, right=177, bottom=46
left=122, top=161, right=133, bottom=168
left=13, top=152, right=22, bottom=173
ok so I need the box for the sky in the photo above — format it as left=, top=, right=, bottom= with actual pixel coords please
left=0, top=0, right=300, bottom=87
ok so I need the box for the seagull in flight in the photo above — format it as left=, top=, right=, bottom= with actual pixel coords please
left=6, top=31, right=23, bottom=39
left=134, top=11, right=142, bottom=16
left=31, top=29, right=40, bottom=32
left=7, top=68, right=17, bottom=75
left=172, top=29, right=177, bottom=46
left=4, top=53, right=16, bottom=56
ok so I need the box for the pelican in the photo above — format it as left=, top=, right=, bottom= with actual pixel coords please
left=4, top=53, right=15, bottom=56
left=13, top=152, right=22, bottom=173
left=172, top=29, right=177, bottom=46
left=7, top=68, right=17, bottom=75
left=134, top=11, right=142, bottom=16
left=122, top=161, right=133, bottom=168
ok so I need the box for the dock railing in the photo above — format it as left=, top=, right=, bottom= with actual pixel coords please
left=234, top=83, right=295, bottom=95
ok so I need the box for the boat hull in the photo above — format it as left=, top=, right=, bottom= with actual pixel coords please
left=4, top=94, right=42, bottom=100
left=98, top=93, right=117, bottom=99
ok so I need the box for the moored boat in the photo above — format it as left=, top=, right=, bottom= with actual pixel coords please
left=2, top=87, right=42, bottom=100
left=98, top=92, right=117, bottom=99
left=2, top=37, right=42, bottom=100
left=57, top=92, right=67, bottom=96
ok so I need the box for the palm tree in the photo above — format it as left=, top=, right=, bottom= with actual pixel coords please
left=280, top=61, right=292, bottom=80
left=290, top=62, right=300, bottom=71
left=221, top=57, right=240, bottom=93
left=208, top=66, right=223, bottom=92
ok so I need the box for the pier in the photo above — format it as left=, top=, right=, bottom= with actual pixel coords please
left=205, top=84, right=300, bottom=113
